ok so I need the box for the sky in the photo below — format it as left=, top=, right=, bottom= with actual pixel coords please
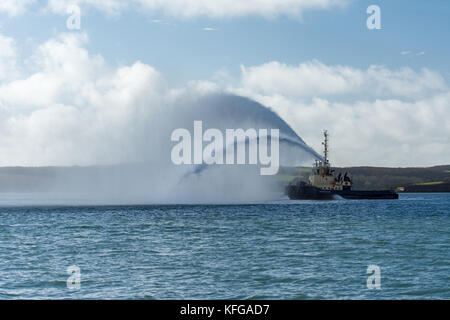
left=1, top=0, right=450, bottom=167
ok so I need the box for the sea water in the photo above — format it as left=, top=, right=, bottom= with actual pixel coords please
left=0, top=193, right=448, bottom=299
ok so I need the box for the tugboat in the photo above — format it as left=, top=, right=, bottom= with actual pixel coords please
left=285, top=131, right=399, bottom=200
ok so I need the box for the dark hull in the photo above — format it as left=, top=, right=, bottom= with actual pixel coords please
left=337, top=190, right=398, bottom=199
left=285, top=183, right=398, bottom=200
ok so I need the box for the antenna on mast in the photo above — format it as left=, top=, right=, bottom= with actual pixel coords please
left=322, top=130, right=329, bottom=164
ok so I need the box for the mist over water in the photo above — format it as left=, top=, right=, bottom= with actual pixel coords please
left=2, top=93, right=321, bottom=205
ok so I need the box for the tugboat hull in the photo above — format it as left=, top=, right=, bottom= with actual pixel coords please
left=337, top=190, right=398, bottom=200
left=285, top=181, right=398, bottom=200
left=285, top=182, right=335, bottom=200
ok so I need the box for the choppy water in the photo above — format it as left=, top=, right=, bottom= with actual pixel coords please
left=0, top=193, right=448, bottom=299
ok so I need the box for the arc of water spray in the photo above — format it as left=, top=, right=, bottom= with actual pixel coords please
left=181, top=132, right=323, bottom=181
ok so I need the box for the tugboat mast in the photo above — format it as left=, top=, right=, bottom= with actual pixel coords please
left=322, top=130, right=329, bottom=164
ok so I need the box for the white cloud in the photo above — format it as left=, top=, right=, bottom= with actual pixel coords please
left=229, top=61, right=450, bottom=167
left=136, top=0, right=347, bottom=18
left=46, top=0, right=127, bottom=15
left=41, top=0, right=347, bottom=17
left=0, top=33, right=105, bottom=110
left=0, top=0, right=35, bottom=16
left=0, top=32, right=169, bottom=166
left=203, top=27, right=217, bottom=31
left=0, top=34, right=18, bottom=82
left=238, top=60, right=447, bottom=100
left=401, top=50, right=426, bottom=57
left=244, top=93, right=450, bottom=167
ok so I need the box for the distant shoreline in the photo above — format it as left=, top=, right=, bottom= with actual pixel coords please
left=277, top=165, right=450, bottom=192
